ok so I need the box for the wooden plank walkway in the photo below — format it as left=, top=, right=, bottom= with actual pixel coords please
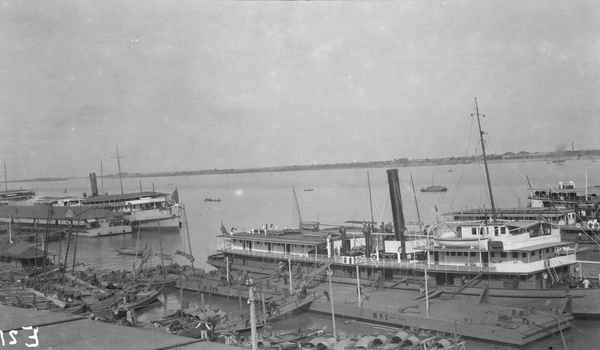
left=0, top=304, right=230, bottom=350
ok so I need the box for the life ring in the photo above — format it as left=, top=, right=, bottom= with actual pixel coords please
left=575, top=266, right=580, bottom=272
left=560, top=196, right=565, bottom=201
left=595, top=223, right=600, bottom=230
left=576, top=223, right=581, bottom=228
left=543, top=272, right=548, bottom=280
left=588, top=222, right=594, bottom=229
left=203, top=286, right=207, bottom=291
left=239, top=336, right=246, bottom=344
left=272, top=308, right=279, bottom=316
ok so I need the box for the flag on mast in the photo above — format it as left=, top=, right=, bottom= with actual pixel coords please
left=220, top=221, right=229, bottom=235
left=171, top=188, right=179, bottom=204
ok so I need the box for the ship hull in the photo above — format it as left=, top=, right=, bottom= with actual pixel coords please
left=128, top=207, right=182, bottom=230
left=207, top=252, right=600, bottom=318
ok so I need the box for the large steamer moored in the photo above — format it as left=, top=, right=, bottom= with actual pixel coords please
left=40, top=173, right=182, bottom=231
left=207, top=101, right=600, bottom=319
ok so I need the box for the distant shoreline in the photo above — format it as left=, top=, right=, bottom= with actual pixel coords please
left=12, top=149, right=600, bottom=183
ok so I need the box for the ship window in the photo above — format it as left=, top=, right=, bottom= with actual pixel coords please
left=522, top=253, right=527, bottom=258
left=512, top=252, right=518, bottom=258
left=501, top=252, right=507, bottom=258
left=532, top=251, right=536, bottom=256
left=446, top=252, right=450, bottom=256
left=450, top=252, right=456, bottom=256
left=470, top=252, right=476, bottom=257
left=457, top=252, right=462, bottom=256
left=546, top=248, right=550, bottom=253
left=494, top=227, right=499, bottom=236
left=471, top=227, right=478, bottom=235
left=490, top=253, right=495, bottom=258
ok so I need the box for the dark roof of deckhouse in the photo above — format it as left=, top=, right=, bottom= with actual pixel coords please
left=218, top=232, right=326, bottom=246
left=425, top=241, right=570, bottom=253
left=0, top=205, right=120, bottom=220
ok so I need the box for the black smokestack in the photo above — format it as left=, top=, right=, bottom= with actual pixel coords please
left=339, top=226, right=347, bottom=255
left=363, top=223, right=371, bottom=257
left=387, top=169, right=406, bottom=260
left=89, top=173, right=99, bottom=197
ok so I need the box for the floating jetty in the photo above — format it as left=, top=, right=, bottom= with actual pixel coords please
left=177, top=272, right=573, bottom=347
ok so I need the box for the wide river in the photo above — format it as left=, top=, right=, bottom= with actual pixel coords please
left=13, top=158, right=600, bottom=349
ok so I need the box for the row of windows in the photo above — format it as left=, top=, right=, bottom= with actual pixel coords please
left=468, top=227, right=509, bottom=236
left=430, top=247, right=555, bottom=258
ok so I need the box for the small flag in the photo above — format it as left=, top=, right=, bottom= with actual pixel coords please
left=220, top=221, right=228, bottom=234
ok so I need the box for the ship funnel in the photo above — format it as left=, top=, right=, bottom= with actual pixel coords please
left=338, top=226, right=348, bottom=255
left=386, top=169, right=406, bottom=260
left=89, top=173, right=99, bottom=197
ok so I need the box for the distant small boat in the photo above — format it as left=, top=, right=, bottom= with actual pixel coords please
left=204, top=198, right=221, bottom=202
left=447, top=169, right=454, bottom=172
left=420, top=185, right=448, bottom=192
left=420, top=171, right=447, bottom=192
left=303, top=189, right=314, bottom=192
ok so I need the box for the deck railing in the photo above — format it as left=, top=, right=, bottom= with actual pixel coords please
left=214, top=247, right=578, bottom=274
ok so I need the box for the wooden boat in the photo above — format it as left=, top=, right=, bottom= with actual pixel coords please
left=431, top=221, right=490, bottom=249
left=117, top=286, right=162, bottom=312
left=115, top=246, right=150, bottom=256
left=263, top=325, right=328, bottom=345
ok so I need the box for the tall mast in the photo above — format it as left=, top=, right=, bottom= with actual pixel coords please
left=100, top=160, right=104, bottom=195
left=293, top=187, right=302, bottom=228
left=472, top=97, right=496, bottom=221
left=409, top=171, right=423, bottom=231
left=367, top=171, right=375, bottom=227
left=112, top=143, right=125, bottom=194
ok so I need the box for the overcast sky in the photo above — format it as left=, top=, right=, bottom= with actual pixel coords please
left=1, top=1, right=598, bottom=179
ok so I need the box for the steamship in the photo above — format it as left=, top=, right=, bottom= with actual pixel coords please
left=208, top=168, right=600, bottom=317
left=207, top=103, right=600, bottom=318
left=46, top=173, right=182, bottom=230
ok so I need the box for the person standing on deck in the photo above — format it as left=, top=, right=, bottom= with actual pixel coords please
left=583, top=278, right=591, bottom=288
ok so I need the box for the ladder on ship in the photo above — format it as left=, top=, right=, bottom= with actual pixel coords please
left=295, top=261, right=333, bottom=288
left=545, top=260, right=560, bottom=284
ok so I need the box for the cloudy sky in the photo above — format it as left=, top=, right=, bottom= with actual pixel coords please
left=1, top=1, right=598, bottom=179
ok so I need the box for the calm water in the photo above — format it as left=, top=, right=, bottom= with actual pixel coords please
left=13, top=159, right=600, bottom=349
